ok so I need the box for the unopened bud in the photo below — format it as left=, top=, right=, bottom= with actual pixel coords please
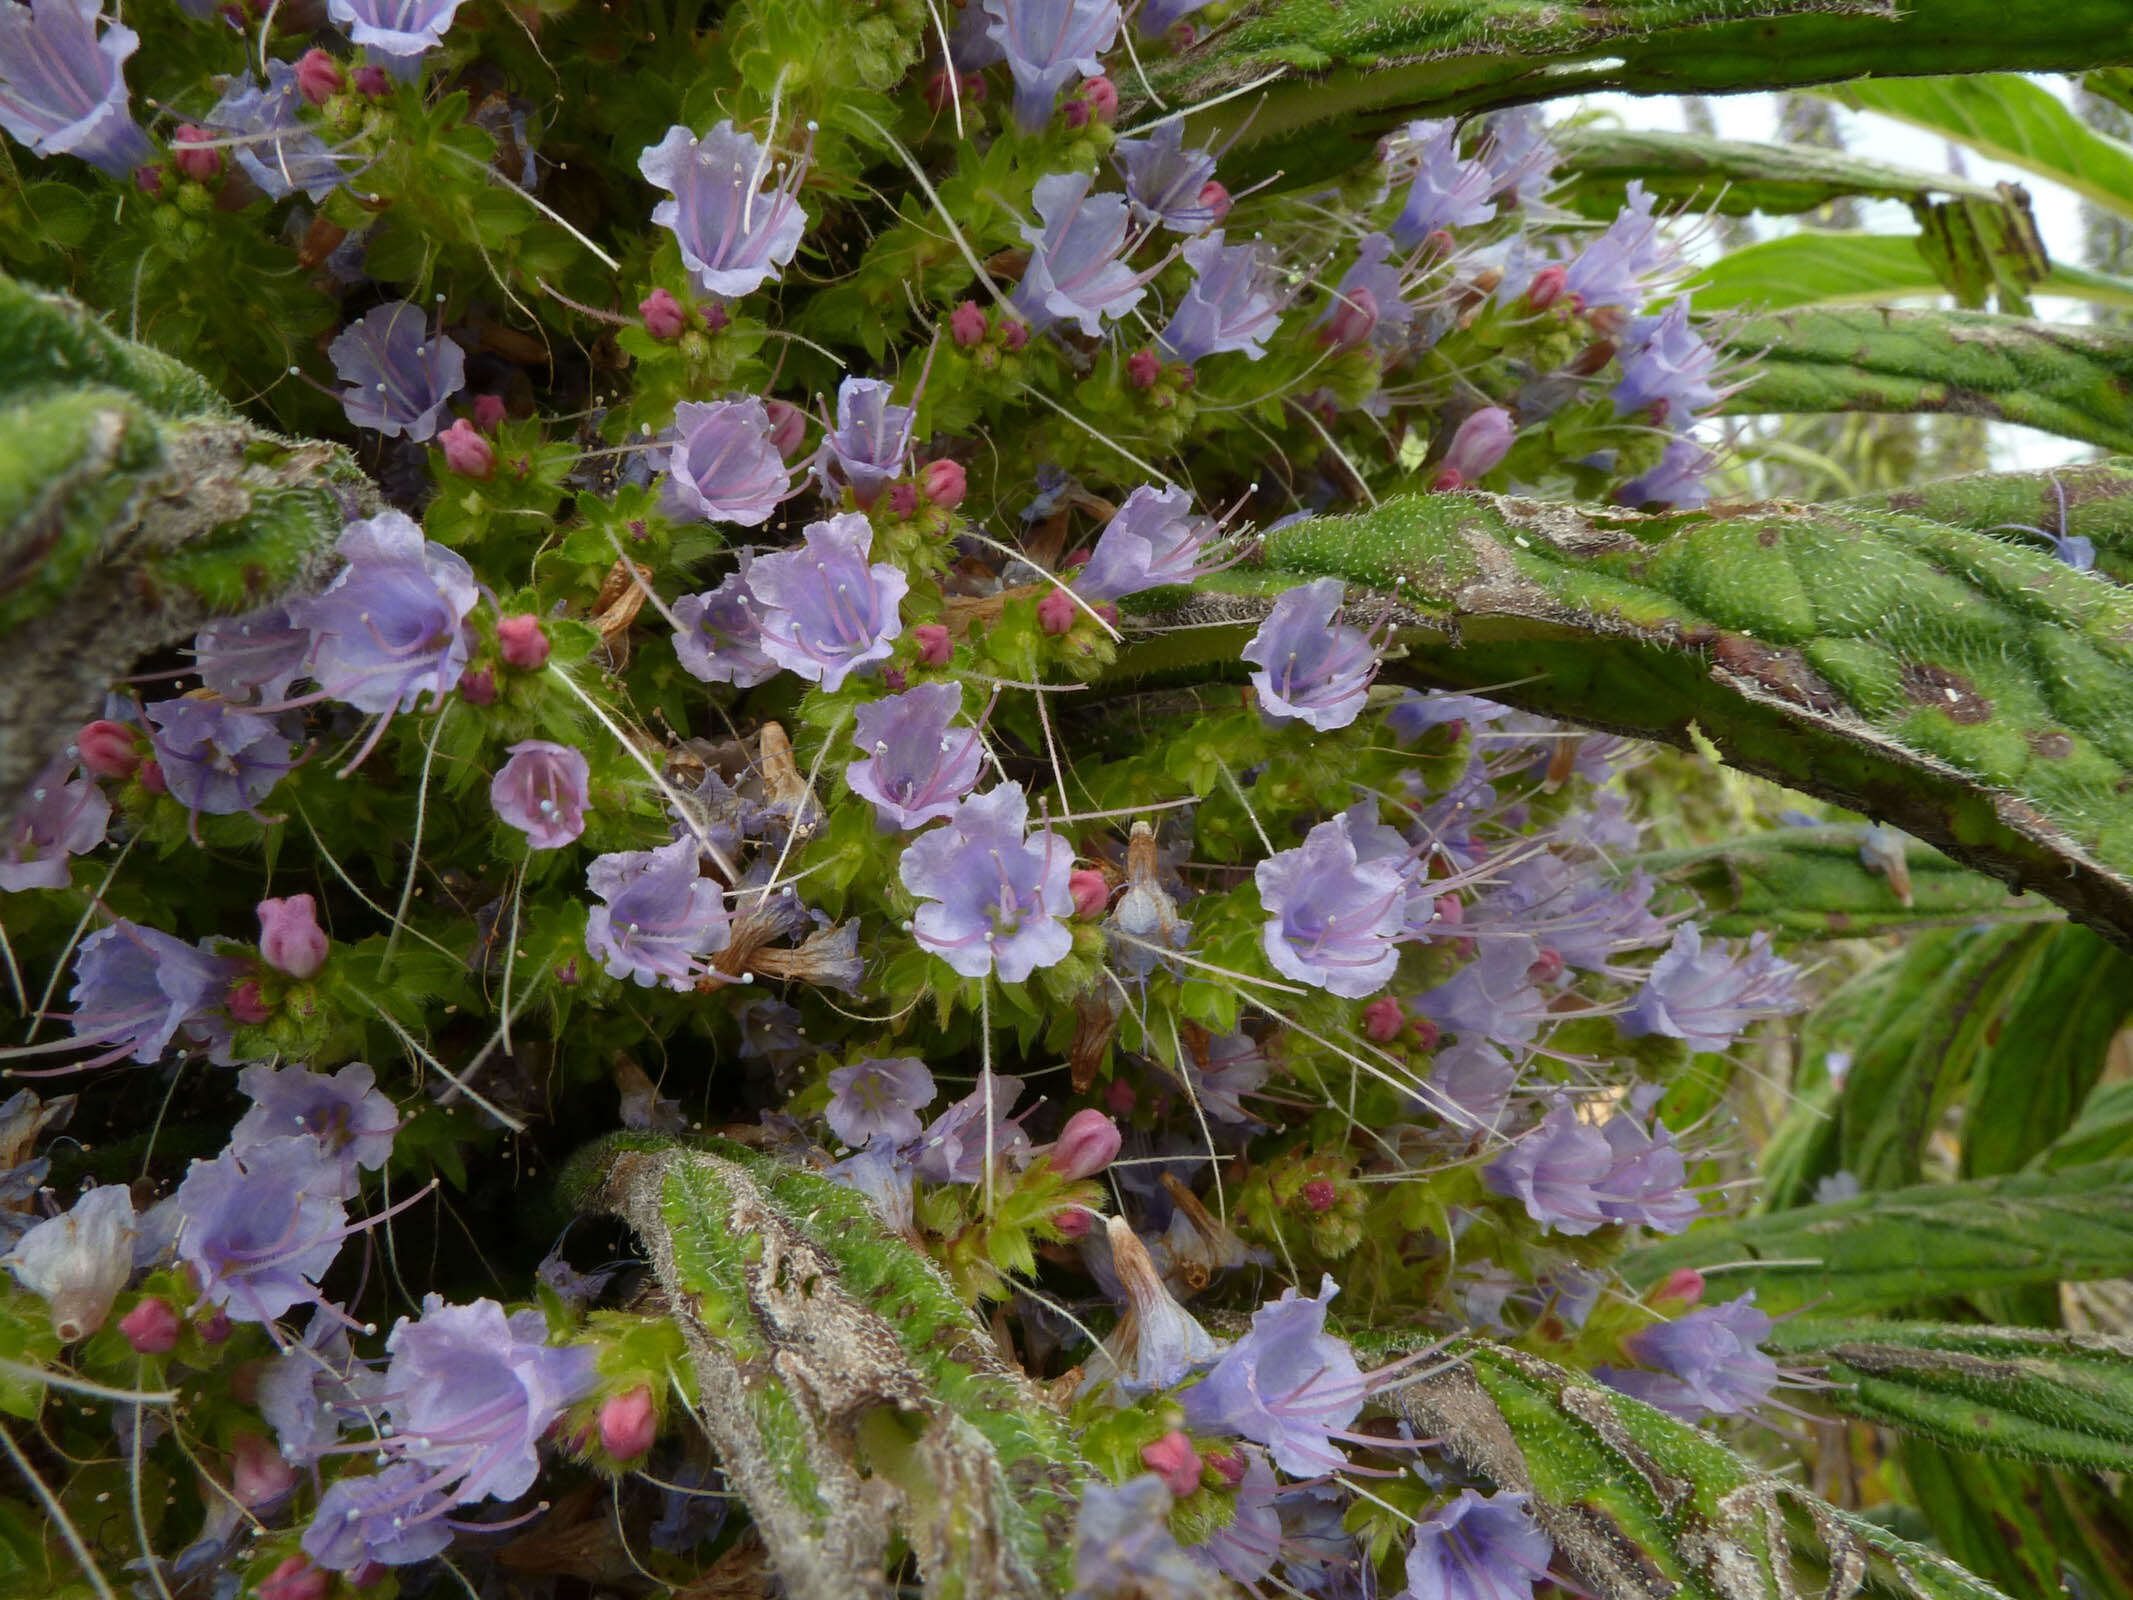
left=887, top=482, right=920, bottom=518
left=1435, top=406, right=1514, bottom=490
left=258, top=1557, right=330, bottom=1600
left=1140, top=1430, right=1202, bottom=1497
left=139, top=757, right=168, bottom=796
left=294, top=48, right=345, bottom=106
left=1651, top=1267, right=1706, bottom=1311
left=1051, top=1109, right=1122, bottom=1181
left=1069, top=868, right=1109, bottom=919
left=458, top=665, right=497, bottom=706
left=1301, top=1179, right=1338, bottom=1213
left=472, top=393, right=507, bottom=433
left=949, top=300, right=988, bottom=347
left=764, top=398, right=807, bottom=458
left=1407, top=1016, right=1440, bottom=1052
left=497, top=614, right=550, bottom=672
left=999, top=317, right=1029, bottom=352
left=1319, top=284, right=1378, bottom=352
left=1525, top=262, right=1568, bottom=310
left=638, top=287, right=688, bottom=341
left=1126, top=348, right=1161, bottom=388
left=437, top=417, right=496, bottom=479
left=599, top=1386, right=659, bottom=1460
left=1102, top=1077, right=1135, bottom=1117
left=1198, top=180, right=1231, bottom=224
left=1360, top=996, right=1404, bottom=1043
left=231, top=1432, right=298, bottom=1508
left=1066, top=75, right=1117, bottom=127
left=119, top=1296, right=181, bottom=1354
left=198, top=1307, right=232, bottom=1345
left=1527, top=947, right=1564, bottom=985
left=913, top=623, right=953, bottom=666
left=1037, top=588, right=1075, bottom=635
left=76, top=720, right=140, bottom=780
left=921, top=458, right=967, bottom=509
left=227, top=979, right=272, bottom=1026
left=257, top=893, right=329, bottom=980
left=173, top=126, right=220, bottom=182
left=350, top=64, right=390, bottom=98
left=1055, top=1205, right=1094, bottom=1239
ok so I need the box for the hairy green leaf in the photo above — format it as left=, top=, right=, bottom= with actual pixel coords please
left=1895, top=1445, right=2133, bottom=1600
left=1840, top=458, right=2133, bottom=583
left=2033, top=1081, right=2133, bottom=1173
left=1556, top=126, right=2001, bottom=218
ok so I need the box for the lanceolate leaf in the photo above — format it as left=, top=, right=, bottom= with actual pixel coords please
left=1687, top=232, right=2133, bottom=315
left=1841, top=458, right=2133, bottom=583
left=1894, top=1446, right=2133, bottom=1600
left=1556, top=127, right=2002, bottom=218
left=1619, top=1159, right=2133, bottom=1314
left=2035, top=1081, right=2133, bottom=1172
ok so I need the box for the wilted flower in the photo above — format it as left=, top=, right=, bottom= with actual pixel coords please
left=1, top=755, right=107, bottom=892
left=302, top=1462, right=455, bottom=1572
left=1389, top=118, right=1497, bottom=246
left=899, top=783, right=1074, bottom=982
left=825, top=1055, right=936, bottom=1148
left=1405, top=1490, right=1555, bottom=1600
left=143, top=698, right=299, bottom=831
left=205, top=60, right=350, bottom=201
left=845, top=681, right=984, bottom=830
left=1606, top=1292, right=1778, bottom=1419
left=256, top=893, right=330, bottom=980
left=982, top=0, right=1120, bottom=133
left=1085, top=1215, right=1223, bottom=1395
left=1256, top=813, right=1406, bottom=998
left=673, top=559, right=781, bottom=687
left=0, top=0, right=155, bottom=177
left=329, top=302, right=466, bottom=441
left=584, top=837, right=730, bottom=990
left=652, top=397, right=793, bottom=525
left=175, top=1137, right=353, bottom=1323
left=1074, top=484, right=1218, bottom=601
left=1, top=1183, right=135, bottom=1341
left=294, top=511, right=478, bottom=716
left=1612, top=300, right=1723, bottom=423
left=1158, top=230, right=1281, bottom=364
left=1012, top=171, right=1146, bottom=337
left=749, top=513, right=909, bottom=691
left=1114, top=121, right=1222, bottom=234
left=325, top=0, right=470, bottom=60
left=233, top=1063, right=396, bottom=1198
left=640, top=121, right=808, bottom=298
left=1241, top=578, right=1379, bottom=731
left=1182, top=1275, right=1365, bottom=1474
left=1622, top=926, right=1799, bottom=1054
left=816, top=377, right=913, bottom=507
left=491, top=740, right=592, bottom=850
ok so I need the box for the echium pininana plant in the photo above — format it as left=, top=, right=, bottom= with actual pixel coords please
left=0, top=3, right=1864, bottom=1592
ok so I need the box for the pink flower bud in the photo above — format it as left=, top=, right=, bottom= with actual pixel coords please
left=1069, top=868, right=1110, bottom=920
left=76, top=720, right=139, bottom=780
left=949, top=300, right=988, bottom=347
left=1437, top=406, right=1515, bottom=490
left=351, top=64, right=390, bottom=98
left=231, top=1432, right=297, bottom=1508
left=882, top=667, right=907, bottom=693
left=1433, top=892, right=1464, bottom=927
left=472, top=393, right=507, bottom=433
left=1051, top=1109, right=1122, bottom=1181
left=764, top=398, right=807, bottom=458
left=1408, top=1016, right=1440, bottom=1052
left=921, top=458, right=967, bottom=509
left=294, top=48, right=345, bottom=106
left=1651, top=1267, right=1706, bottom=1310
left=913, top=623, right=953, bottom=666
left=1301, top=1179, right=1338, bottom=1213
left=1037, top=588, right=1075, bottom=635
left=173, top=126, right=220, bottom=182
left=1320, top=284, right=1378, bottom=352
left=639, top=287, right=689, bottom=340
left=1206, top=1450, right=1247, bottom=1487
left=1198, top=180, right=1231, bottom=224
left=259, top=1557, right=330, bottom=1600
left=257, top=893, right=329, bottom=980
left=598, top=1386, right=658, bottom=1460
left=458, top=665, right=497, bottom=706
left=133, top=164, right=161, bottom=197
left=1055, top=1205, right=1093, bottom=1239
left=1527, top=947, right=1564, bottom=985
left=1079, top=75, right=1118, bottom=122
left=1525, top=263, right=1568, bottom=310
left=138, top=758, right=167, bottom=796
left=119, top=1297, right=181, bottom=1354
left=1126, top=348, right=1161, bottom=389
left=437, top=418, right=496, bottom=479
left=1140, top=1430, right=1202, bottom=1498
left=497, top=614, right=550, bottom=672
left=702, top=302, right=730, bottom=333
left=887, top=482, right=920, bottom=518
left=1360, top=996, right=1405, bottom=1043
left=198, top=1307, right=231, bottom=1345
left=999, top=317, right=1029, bottom=352
left=925, top=68, right=960, bottom=113
left=1103, top=1077, right=1135, bottom=1117
left=227, top=980, right=271, bottom=1026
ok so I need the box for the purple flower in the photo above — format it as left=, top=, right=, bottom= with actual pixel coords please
left=1074, top=484, right=1218, bottom=601
left=53, top=920, right=235, bottom=1068
left=326, top=0, right=469, bottom=59
left=1341, top=800, right=1436, bottom=937
left=640, top=121, right=808, bottom=299
left=1158, top=230, right=1281, bottom=364
left=913, top=1071, right=1030, bottom=1182
left=2, top=1183, right=134, bottom=1341
left=0, top=0, right=152, bottom=178
left=379, top=1295, right=598, bottom=1504
left=1480, top=106, right=1558, bottom=207
left=1617, top=435, right=1719, bottom=509
left=1621, top=926, right=1799, bottom=1055
left=948, top=0, right=1004, bottom=70
left=1182, top=1275, right=1364, bottom=1475
left=825, top=1136, right=917, bottom=1231
left=1385, top=689, right=1509, bottom=742
left=1187, top=1031, right=1269, bottom=1124
left=143, top=698, right=299, bottom=825
left=329, top=302, right=466, bottom=441
left=294, top=511, right=478, bottom=716
left=1134, top=0, right=1207, bottom=35
left=1242, top=578, right=1379, bottom=731
left=672, top=559, right=781, bottom=687
left=1412, top=937, right=1550, bottom=1049
left=1482, top=1100, right=1612, bottom=1236
left=1256, top=813, right=1405, bottom=998
left=1404, top=1490, right=1554, bottom=1600
left=845, top=681, right=984, bottom=830
left=1420, top=1037, right=1517, bottom=1132
left=584, top=837, right=730, bottom=991
left=257, top=894, right=330, bottom=980
left=1464, top=857, right=1669, bottom=971
left=816, top=377, right=913, bottom=508
left=1114, top=122, right=1221, bottom=234
left=1389, top=118, right=1497, bottom=247
left=491, top=740, right=592, bottom=850
left=1, top=755, right=107, bottom=892
left=233, top=1063, right=397, bottom=1199
left=650, top=398, right=793, bottom=525
left=1563, top=181, right=1676, bottom=312
left=1190, top=1452, right=1281, bottom=1584
left=192, top=604, right=314, bottom=705
left=982, top=0, right=1120, bottom=133
left=1595, top=1105, right=1699, bottom=1235
left=175, top=1136, right=352, bottom=1323
left=749, top=513, right=909, bottom=691
left=899, top=783, right=1075, bottom=982
left=205, top=60, right=350, bottom=202
left=1010, top=172, right=1145, bottom=338
left=1606, top=1293, right=1778, bottom=1420
left=302, top=1462, right=455, bottom=1572
left=260, top=1312, right=369, bottom=1465
left=825, top=1055, right=936, bottom=1148
left=1319, top=232, right=1414, bottom=354
left=1069, top=1474, right=1209, bottom=1598
left=1612, top=300, right=1722, bottom=423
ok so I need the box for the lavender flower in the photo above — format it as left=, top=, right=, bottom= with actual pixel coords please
left=1389, top=119, right=1496, bottom=247
left=144, top=698, right=299, bottom=825
left=192, top=604, right=314, bottom=706
left=1, top=756, right=107, bottom=892
left=1479, top=106, right=1558, bottom=207
left=1405, top=1490, right=1554, bottom=1600
left=1563, top=181, right=1675, bottom=312
left=175, top=1136, right=352, bottom=1323
left=1, top=1183, right=134, bottom=1341
left=205, top=60, right=349, bottom=202
left=651, top=398, right=793, bottom=525
left=1134, top=0, right=1208, bottom=34
left=1606, top=1293, right=1778, bottom=1420
left=1386, top=688, right=1510, bottom=742
left=1412, top=937, right=1550, bottom=1049
left=1617, top=434, right=1720, bottom=510
left=825, top=1055, right=936, bottom=1148
left=1182, top=1275, right=1364, bottom=1474
left=1595, top=1104, right=1699, bottom=1235
left=1158, top=230, right=1281, bottom=364
left=1319, top=232, right=1414, bottom=354
left=491, top=740, right=592, bottom=850
left=302, top=1462, right=455, bottom=1571
left=379, top=1294, right=599, bottom=1504
left=584, top=837, right=729, bottom=990
left=325, top=0, right=470, bottom=60
left=1241, top=578, right=1379, bottom=732
left=1188, top=1031, right=1270, bottom=1124
left=1069, top=1475, right=1209, bottom=1598
left=825, top=1136, right=918, bottom=1231
left=1113, top=122, right=1221, bottom=234
left=294, top=511, right=478, bottom=715
left=260, top=1312, right=369, bottom=1465
left=0, top=0, right=154, bottom=177
left=1074, top=484, right=1218, bottom=601
left=673, top=560, right=781, bottom=687
left=898, top=783, right=1075, bottom=982
left=1420, top=1037, right=1516, bottom=1131
left=1482, top=1100, right=1612, bottom=1236
left=57, top=920, right=236, bottom=1067
left=1011, top=172, right=1145, bottom=337
left=232, top=1063, right=397, bottom=1198
left=1255, top=813, right=1405, bottom=998
left=749, top=513, right=909, bottom=691
left=328, top=302, right=466, bottom=441
left=1621, top=926, right=1799, bottom=1055
left=1190, top=1453, right=1281, bottom=1585
left=845, top=681, right=984, bottom=830
left=913, top=1071, right=1030, bottom=1182
left=640, top=121, right=808, bottom=298
left=982, top=0, right=1120, bottom=133
left=1612, top=300, right=1722, bottom=423
left=817, top=378, right=913, bottom=508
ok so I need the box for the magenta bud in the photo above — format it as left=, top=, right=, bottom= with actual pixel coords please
left=133, top=164, right=162, bottom=197
left=1140, top=1430, right=1202, bottom=1498
left=227, top=980, right=272, bottom=1026
left=887, top=482, right=920, bottom=518
left=173, top=126, right=220, bottom=182
left=920, top=458, right=966, bottom=510
left=351, top=64, right=390, bottom=97
left=1439, top=406, right=1515, bottom=488
left=1360, top=995, right=1405, bottom=1043
left=1079, top=75, right=1118, bottom=122
left=1037, top=588, right=1075, bottom=635
left=913, top=623, right=953, bottom=666
left=437, top=417, right=496, bottom=480
left=1526, top=263, right=1568, bottom=310
left=294, top=48, right=345, bottom=106
left=259, top=1557, right=330, bottom=1600
left=1433, top=892, right=1464, bottom=927
left=231, top=1432, right=298, bottom=1508
left=76, top=719, right=140, bottom=780
left=1301, top=1179, right=1338, bottom=1213
left=1198, top=180, right=1231, bottom=223
left=1102, top=1077, right=1135, bottom=1117
left=1126, top=348, right=1160, bottom=389
left=1052, top=1109, right=1122, bottom=1181
left=598, top=1385, right=658, bottom=1460
left=949, top=300, right=988, bottom=347
left=1652, top=1267, right=1706, bottom=1310
left=1527, top=947, right=1564, bottom=985
left=1055, top=1206, right=1093, bottom=1239
left=257, top=893, right=329, bottom=980
left=999, top=318, right=1029, bottom=352
left=1320, top=284, right=1378, bottom=352
left=472, top=393, right=507, bottom=433
left=764, top=398, right=807, bottom=458
left=458, top=665, right=497, bottom=706
left=1207, top=1450, right=1246, bottom=1488
left=639, top=287, right=689, bottom=340
left=198, top=1307, right=231, bottom=1345
left=702, top=302, right=730, bottom=333
left=554, top=958, right=580, bottom=986
left=924, top=68, right=960, bottom=114
left=882, top=667, right=907, bottom=693
left=138, top=757, right=167, bottom=796
left=119, top=1297, right=181, bottom=1354
left=497, top=614, right=550, bottom=672
left=1069, top=868, right=1109, bottom=920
